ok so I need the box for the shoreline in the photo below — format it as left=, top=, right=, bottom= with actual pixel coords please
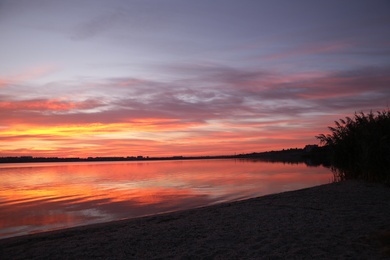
left=1, top=180, right=390, bottom=259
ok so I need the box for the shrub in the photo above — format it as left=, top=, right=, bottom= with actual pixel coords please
left=316, top=109, right=390, bottom=183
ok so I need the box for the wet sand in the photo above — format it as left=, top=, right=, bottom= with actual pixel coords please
left=1, top=180, right=390, bottom=259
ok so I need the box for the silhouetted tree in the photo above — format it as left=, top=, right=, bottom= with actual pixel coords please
left=316, top=109, right=390, bottom=183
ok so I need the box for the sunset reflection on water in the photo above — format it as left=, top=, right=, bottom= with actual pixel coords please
left=0, top=159, right=332, bottom=238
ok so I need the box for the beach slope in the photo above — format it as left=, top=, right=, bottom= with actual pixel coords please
left=1, top=180, right=390, bottom=259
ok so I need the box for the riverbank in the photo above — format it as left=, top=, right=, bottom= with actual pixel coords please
left=1, top=180, right=390, bottom=259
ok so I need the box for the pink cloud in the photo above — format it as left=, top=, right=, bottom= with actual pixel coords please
left=0, top=98, right=103, bottom=113
left=0, top=65, right=57, bottom=88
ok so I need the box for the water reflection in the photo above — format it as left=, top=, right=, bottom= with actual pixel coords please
left=0, top=159, right=332, bottom=238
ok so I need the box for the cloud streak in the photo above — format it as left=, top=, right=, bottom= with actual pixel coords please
left=0, top=65, right=57, bottom=88
left=261, top=42, right=351, bottom=61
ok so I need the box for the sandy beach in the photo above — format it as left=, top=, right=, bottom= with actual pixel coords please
left=1, top=180, right=390, bottom=259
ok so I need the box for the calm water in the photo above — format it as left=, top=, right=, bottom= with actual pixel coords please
left=0, top=159, right=333, bottom=239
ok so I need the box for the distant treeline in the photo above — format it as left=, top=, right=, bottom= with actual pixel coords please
left=235, top=146, right=331, bottom=167
left=0, top=155, right=236, bottom=164
left=0, top=148, right=331, bottom=165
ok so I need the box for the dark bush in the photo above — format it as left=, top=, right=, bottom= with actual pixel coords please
left=316, top=109, right=390, bottom=183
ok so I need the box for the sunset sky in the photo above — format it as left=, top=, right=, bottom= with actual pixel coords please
left=1, top=0, right=389, bottom=158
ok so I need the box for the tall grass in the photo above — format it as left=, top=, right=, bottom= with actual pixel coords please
left=316, top=109, right=390, bottom=183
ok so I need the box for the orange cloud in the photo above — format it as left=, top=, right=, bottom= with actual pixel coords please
left=0, top=98, right=102, bottom=112
left=0, top=118, right=208, bottom=157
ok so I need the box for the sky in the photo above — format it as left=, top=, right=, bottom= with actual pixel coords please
left=0, top=0, right=389, bottom=158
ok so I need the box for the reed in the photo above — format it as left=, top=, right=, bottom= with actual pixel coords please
left=316, top=109, right=390, bottom=183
